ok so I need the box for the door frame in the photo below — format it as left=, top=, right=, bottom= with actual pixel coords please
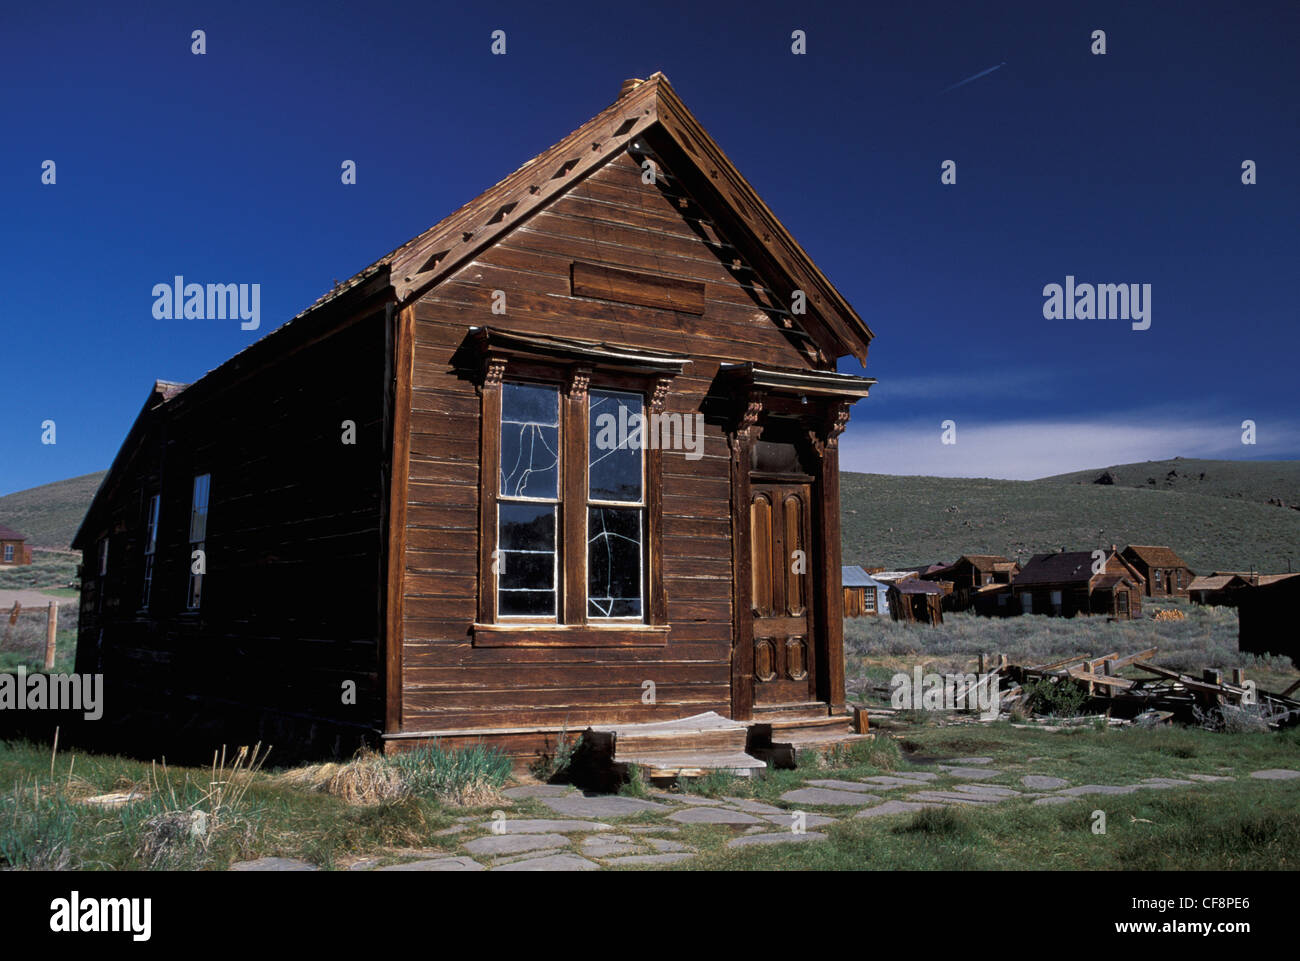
left=728, top=393, right=852, bottom=721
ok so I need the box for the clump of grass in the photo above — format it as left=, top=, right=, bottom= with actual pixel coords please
left=897, top=804, right=973, bottom=838
left=618, top=763, right=650, bottom=798
left=0, top=779, right=81, bottom=869
left=1020, top=678, right=1089, bottom=717
left=388, top=741, right=511, bottom=806
left=130, top=744, right=270, bottom=868
left=678, top=769, right=740, bottom=797
left=277, top=750, right=407, bottom=805
left=529, top=728, right=579, bottom=782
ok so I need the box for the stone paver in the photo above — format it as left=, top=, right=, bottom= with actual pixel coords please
left=650, top=792, right=727, bottom=806
left=376, top=856, right=484, bottom=871
left=780, top=787, right=881, bottom=807
left=627, top=826, right=681, bottom=834
left=502, top=784, right=579, bottom=799
left=433, top=824, right=468, bottom=836
left=936, top=766, right=1001, bottom=780
left=580, top=834, right=644, bottom=858
left=540, top=795, right=671, bottom=817
left=806, top=779, right=878, bottom=792
left=1022, top=775, right=1069, bottom=790
left=1187, top=774, right=1235, bottom=782
left=479, top=818, right=611, bottom=833
left=1032, top=796, right=1076, bottom=806
left=855, top=800, right=943, bottom=818
left=723, top=797, right=784, bottom=815
left=464, top=832, right=569, bottom=857
left=763, top=812, right=837, bottom=828
left=952, top=783, right=1021, bottom=798
left=1139, top=777, right=1194, bottom=789
left=492, top=853, right=599, bottom=871
left=1056, top=784, right=1139, bottom=796
left=1250, top=769, right=1300, bottom=780
left=905, top=790, right=1001, bottom=806
left=230, top=857, right=319, bottom=871
left=645, top=837, right=691, bottom=853
left=860, top=775, right=937, bottom=789
left=668, top=807, right=763, bottom=825
left=727, top=831, right=827, bottom=848
left=603, top=853, right=694, bottom=866
left=948, top=756, right=994, bottom=765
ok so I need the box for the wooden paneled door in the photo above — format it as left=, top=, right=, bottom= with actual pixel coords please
left=748, top=483, right=817, bottom=706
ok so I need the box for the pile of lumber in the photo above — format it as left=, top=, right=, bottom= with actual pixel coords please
left=983, top=648, right=1300, bottom=729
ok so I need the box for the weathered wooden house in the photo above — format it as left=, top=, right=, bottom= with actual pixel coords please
left=1120, top=545, right=1195, bottom=598
left=1011, top=550, right=1144, bottom=619
left=71, top=74, right=876, bottom=765
left=0, top=525, right=31, bottom=566
left=841, top=565, right=888, bottom=617
left=1188, top=573, right=1251, bottom=607
left=888, top=578, right=947, bottom=625
left=923, top=554, right=1019, bottom=611
left=1238, top=573, right=1300, bottom=665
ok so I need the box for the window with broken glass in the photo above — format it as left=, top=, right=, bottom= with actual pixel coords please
left=587, top=389, right=645, bottom=619
left=493, top=381, right=648, bottom=624
left=497, top=382, right=561, bottom=619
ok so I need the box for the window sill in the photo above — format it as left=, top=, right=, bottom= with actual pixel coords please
left=471, top=623, right=669, bottom=648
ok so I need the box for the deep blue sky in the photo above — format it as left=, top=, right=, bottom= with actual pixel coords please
left=3, top=0, right=1297, bottom=494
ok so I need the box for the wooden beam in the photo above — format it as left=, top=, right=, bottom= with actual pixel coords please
left=384, top=304, right=415, bottom=736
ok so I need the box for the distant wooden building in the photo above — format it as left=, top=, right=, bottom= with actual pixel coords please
left=841, top=565, right=888, bottom=617
left=1011, top=550, right=1143, bottom=619
left=1188, top=573, right=1251, bottom=607
left=888, top=578, right=946, bottom=625
left=1238, top=573, right=1300, bottom=664
left=1120, top=545, right=1195, bottom=598
left=71, top=74, right=877, bottom=763
left=924, top=554, right=1019, bottom=611
left=0, top=525, right=31, bottom=566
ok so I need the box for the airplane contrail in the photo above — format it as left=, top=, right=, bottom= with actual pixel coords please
left=940, top=62, right=1007, bottom=94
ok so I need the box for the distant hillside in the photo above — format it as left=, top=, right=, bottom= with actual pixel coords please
left=841, top=470, right=1300, bottom=574
left=6, top=460, right=1299, bottom=575
left=0, top=471, right=105, bottom=548
left=1038, top=457, right=1300, bottom=508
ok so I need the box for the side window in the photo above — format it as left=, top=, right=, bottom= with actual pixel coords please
left=186, top=474, right=210, bottom=610
left=497, top=384, right=560, bottom=619
left=587, top=389, right=645, bottom=619
left=141, top=493, right=160, bottom=609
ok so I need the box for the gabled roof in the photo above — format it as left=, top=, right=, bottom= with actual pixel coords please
left=72, top=380, right=190, bottom=549
left=0, top=524, right=26, bottom=540
left=1014, top=551, right=1100, bottom=586
left=306, top=72, right=874, bottom=362
left=841, top=566, right=874, bottom=587
left=1122, top=544, right=1192, bottom=569
left=1188, top=574, right=1249, bottom=592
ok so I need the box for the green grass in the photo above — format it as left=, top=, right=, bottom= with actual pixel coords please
left=0, top=549, right=81, bottom=591
left=841, top=467, right=1300, bottom=573
left=670, top=723, right=1300, bottom=871
left=0, top=471, right=104, bottom=549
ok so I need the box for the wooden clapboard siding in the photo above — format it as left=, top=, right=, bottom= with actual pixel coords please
left=72, top=302, right=391, bottom=762
left=395, top=137, right=818, bottom=735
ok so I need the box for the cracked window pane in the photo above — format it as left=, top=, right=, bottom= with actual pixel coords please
left=498, top=503, right=556, bottom=617
left=588, top=507, right=642, bottom=618
left=500, top=383, right=559, bottom=498
left=588, top=390, right=643, bottom=503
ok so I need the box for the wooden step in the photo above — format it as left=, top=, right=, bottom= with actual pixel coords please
left=750, top=701, right=832, bottom=722
left=575, top=712, right=767, bottom=783
left=621, top=750, right=766, bottom=779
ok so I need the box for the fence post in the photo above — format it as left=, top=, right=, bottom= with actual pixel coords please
left=44, top=601, right=58, bottom=670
